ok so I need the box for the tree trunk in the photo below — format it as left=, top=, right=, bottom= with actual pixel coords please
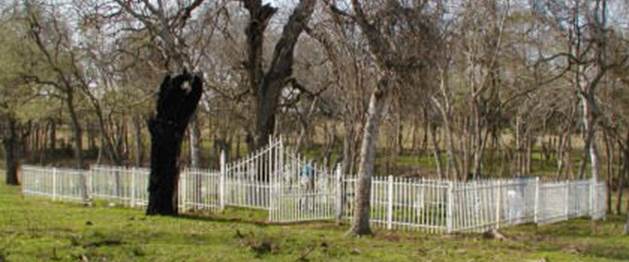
left=147, top=73, right=202, bottom=216
left=395, top=111, right=403, bottom=155
left=3, top=117, right=20, bottom=185
left=235, top=134, right=241, bottom=159
left=579, top=94, right=601, bottom=221
left=604, top=131, right=613, bottom=214
left=430, top=124, right=443, bottom=179
left=556, top=129, right=571, bottom=179
left=625, top=192, right=629, bottom=235
left=617, top=158, right=626, bottom=215
left=131, top=115, right=143, bottom=166
left=526, top=134, right=533, bottom=176
left=462, top=117, right=471, bottom=180
left=66, top=92, right=84, bottom=169
left=189, top=117, right=201, bottom=168
left=342, top=121, right=355, bottom=176
left=49, top=120, right=56, bottom=151
left=243, top=0, right=316, bottom=149
left=410, top=117, right=418, bottom=152
left=87, top=124, right=96, bottom=151
left=422, top=108, right=429, bottom=154
left=618, top=132, right=629, bottom=215
left=38, top=124, right=47, bottom=164
left=578, top=95, right=600, bottom=181
left=625, top=211, right=629, bottom=235
left=348, top=76, right=390, bottom=236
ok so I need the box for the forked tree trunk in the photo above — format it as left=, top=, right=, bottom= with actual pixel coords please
left=348, top=76, right=390, bottom=236
left=146, top=72, right=202, bottom=216
left=243, top=0, right=316, bottom=150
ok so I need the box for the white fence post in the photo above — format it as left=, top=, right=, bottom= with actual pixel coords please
left=52, top=167, right=57, bottom=201
left=534, top=177, right=540, bottom=224
left=446, top=181, right=454, bottom=233
left=387, top=175, right=393, bottom=230
left=220, top=150, right=226, bottom=210
left=335, top=164, right=343, bottom=224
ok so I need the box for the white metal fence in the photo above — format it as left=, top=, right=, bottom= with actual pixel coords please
left=342, top=176, right=450, bottom=233
left=21, top=165, right=222, bottom=213
left=18, top=137, right=607, bottom=234
left=90, top=165, right=151, bottom=207
left=21, top=166, right=89, bottom=202
left=223, top=137, right=283, bottom=210
left=269, top=152, right=337, bottom=223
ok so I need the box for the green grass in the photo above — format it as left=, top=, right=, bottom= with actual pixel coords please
left=1, top=183, right=628, bottom=261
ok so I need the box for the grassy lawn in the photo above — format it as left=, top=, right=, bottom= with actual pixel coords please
left=1, top=183, right=628, bottom=261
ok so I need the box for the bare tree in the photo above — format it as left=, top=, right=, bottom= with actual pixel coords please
left=238, top=0, right=317, bottom=149
left=323, top=0, right=441, bottom=236
left=23, top=1, right=87, bottom=169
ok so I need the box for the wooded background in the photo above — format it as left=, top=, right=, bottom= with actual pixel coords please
left=0, top=0, right=628, bottom=217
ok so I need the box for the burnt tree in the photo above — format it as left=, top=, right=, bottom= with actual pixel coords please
left=146, top=72, right=202, bottom=215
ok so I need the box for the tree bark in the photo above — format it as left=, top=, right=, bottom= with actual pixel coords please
left=348, top=76, right=391, bottom=236
left=618, top=131, right=629, bottom=215
left=342, top=120, right=356, bottom=176
left=625, top=190, right=629, bottom=235
left=147, top=73, right=202, bottom=216
left=430, top=124, right=444, bottom=179
left=604, top=131, right=613, bottom=214
left=49, top=119, right=56, bottom=151
left=395, top=111, right=403, bottom=155
left=578, top=93, right=600, bottom=181
left=133, top=115, right=144, bottom=166
left=625, top=211, right=629, bottom=235
left=189, top=117, right=201, bottom=168
left=66, top=92, right=84, bottom=169
left=618, top=155, right=626, bottom=215
left=3, top=117, right=20, bottom=185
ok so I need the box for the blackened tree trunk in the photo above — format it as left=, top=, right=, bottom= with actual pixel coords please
left=146, top=72, right=202, bottom=216
left=3, top=117, right=20, bottom=185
